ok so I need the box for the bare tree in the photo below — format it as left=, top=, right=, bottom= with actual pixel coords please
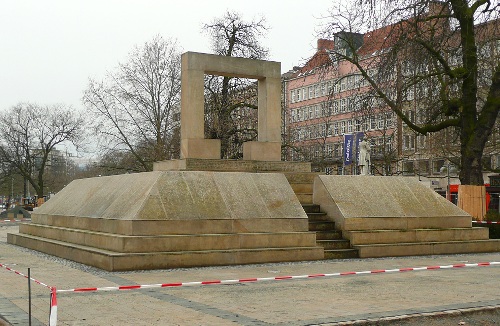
left=84, top=36, right=181, bottom=171
left=0, top=103, right=84, bottom=199
left=322, top=0, right=499, bottom=185
left=202, top=11, right=269, bottom=158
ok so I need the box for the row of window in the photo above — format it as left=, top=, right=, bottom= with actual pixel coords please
left=290, top=137, right=394, bottom=161
left=290, top=115, right=394, bottom=142
left=290, top=74, right=368, bottom=103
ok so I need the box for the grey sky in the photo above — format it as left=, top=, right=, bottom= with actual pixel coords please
left=0, top=0, right=334, bottom=112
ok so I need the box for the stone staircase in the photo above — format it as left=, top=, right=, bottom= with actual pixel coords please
left=303, top=204, right=358, bottom=259
left=283, top=172, right=359, bottom=259
left=313, top=175, right=500, bottom=258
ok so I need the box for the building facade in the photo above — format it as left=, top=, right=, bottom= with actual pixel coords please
left=282, top=9, right=500, bottom=192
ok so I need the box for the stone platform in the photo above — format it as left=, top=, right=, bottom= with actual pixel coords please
left=8, top=171, right=323, bottom=271
left=313, top=175, right=500, bottom=257
left=153, top=158, right=312, bottom=172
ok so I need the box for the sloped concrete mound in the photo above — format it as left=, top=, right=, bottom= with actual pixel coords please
left=35, top=171, right=306, bottom=221
left=8, top=171, right=323, bottom=271
left=313, top=175, right=500, bottom=257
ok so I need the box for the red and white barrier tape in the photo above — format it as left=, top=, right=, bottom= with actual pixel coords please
left=1, top=218, right=31, bottom=223
left=49, top=287, right=57, bottom=326
left=473, top=220, right=499, bottom=224
left=0, top=263, right=51, bottom=288
left=0, top=263, right=57, bottom=325
left=57, top=261, right=499, bottom=293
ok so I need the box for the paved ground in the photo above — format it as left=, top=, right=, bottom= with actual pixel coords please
left=0, top=223, right=499, bottom=326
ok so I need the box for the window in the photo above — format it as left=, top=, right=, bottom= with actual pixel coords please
left=355, top=119, right=361, bottom=132
left=334, top=100, right=339, bottom=114
left=340, top=79, right=346, bottom=91
left=347, top=75, right=354, bottom=89
left=327, top=81, right=333, bottom=94
left=321, top=83, right=326, bottom=96
left=341, top=121, right=346, bottom=134
left=309, top=106, right=314, bottom=119
left=308, top=86, right=314, bottom=99
left=315, top=105, right=321, bottom=118
left=298, top=108, right=303, bottom=121
left=404, top=134, right=415, bottom=149
left=386, top=113, right=392, bottom=127
left=347, top=120, right=353, bottom=133
left=403, top=161, right=414, bottom=175
left=378, top=114, right=384, bottom=129
left=327, top=123, right=333, bottom=137
left=341, top=99, right=347, bottom=112
left=432, top=159, right=445, bottom=174
left=290, top=110, right=296, bottom=123
left=406, top=88, right=414, bottom=101
left=406, top=110, right=415, bottom=123
left=291, top=90, right=296, bottom=103
left=314, top=85, right=320, bottom=98
left=326, top=143, right=333, bottom=156
left=370, top=115, right=376, bottom=129
left=334, top=122, right=339, bottom=136
left=297, top=89, right=301, bottom=101
left=334, top=144, right=340, bottom=157
left=321, top=124, right=326, bottom=137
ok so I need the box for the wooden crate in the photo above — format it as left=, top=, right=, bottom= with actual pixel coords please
left=458, top=185, right=486, bottom=220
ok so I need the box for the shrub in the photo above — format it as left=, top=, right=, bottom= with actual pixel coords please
left=484, top=209, right=500, bottom=222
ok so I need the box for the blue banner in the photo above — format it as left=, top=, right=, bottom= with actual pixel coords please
left=343, top=134, right=353, bottom=165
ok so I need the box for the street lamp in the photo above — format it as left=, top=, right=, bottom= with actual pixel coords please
left=440, top=161, right=458, bottom=202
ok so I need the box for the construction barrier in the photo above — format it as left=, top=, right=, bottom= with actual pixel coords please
left=2, top=261, right=499, bottom=325
left=0, top=263, right=56, bottom=325
left=56, top=261, right=500, bottom=293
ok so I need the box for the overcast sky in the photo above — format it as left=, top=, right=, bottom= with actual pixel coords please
left=0, top=0, right=336, bottom=112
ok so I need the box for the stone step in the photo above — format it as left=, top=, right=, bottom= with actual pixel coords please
left=324, top=249, right=359, bottom=259
left=290, top=183, right=313, bottom=194
left=345, top=227, right=490, bottom=245
left=302, top=204, right=321, bottom=214
left=18, top=223, right=320, bottom=253
left=315, top=231, right=343, bottom=240
left=296, top=193, right=313, bottom=204
left=317, top=239, right=351, bottom=250
left=342, top=216, right=472, bottom=231
left=7, top=233, right=325, bottom=271
left=309, top=221, right=336, bottom=232
left=306, top=212, right=330, bottom=222
left=354, top=239, right=500, bottom=258
left=30, top=215, right=309, bottom=235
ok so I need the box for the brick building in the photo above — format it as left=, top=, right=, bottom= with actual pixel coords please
left=282, top=8, right=499, bottom=183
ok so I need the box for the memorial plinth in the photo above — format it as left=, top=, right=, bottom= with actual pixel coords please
left=8, top=171, right=323, bottom=271
left=313, top=175, right=500, bottom=257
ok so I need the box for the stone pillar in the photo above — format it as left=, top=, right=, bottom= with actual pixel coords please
left=180, top=53, right=221, bottom=159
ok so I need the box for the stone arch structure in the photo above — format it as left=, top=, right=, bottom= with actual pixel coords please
left=180, top=52, right=282, bottom=161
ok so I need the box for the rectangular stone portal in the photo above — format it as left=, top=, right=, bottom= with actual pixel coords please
left=180, top=52, right=282, bottom=161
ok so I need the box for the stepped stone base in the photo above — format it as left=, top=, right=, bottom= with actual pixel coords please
left=8, top=171, right=324, bottom=271
left=313, top=175, right=500, bottom=258
left=8, top=233, right=322, bottom=271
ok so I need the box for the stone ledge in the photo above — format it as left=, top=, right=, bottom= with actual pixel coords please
left=153, top=158, right=311, bottom=172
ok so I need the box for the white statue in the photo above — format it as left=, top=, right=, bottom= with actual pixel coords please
left=358, top=140, right=371, bottom=175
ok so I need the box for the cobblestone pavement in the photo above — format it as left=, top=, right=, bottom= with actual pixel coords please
left=1, top=224, right=499, bottom=325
